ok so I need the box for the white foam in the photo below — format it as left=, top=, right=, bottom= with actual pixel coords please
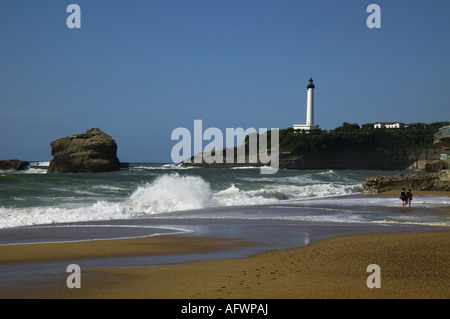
left=129, top=173, right=217, bottom=214
left=30, top=161, right=50, bottom=167
left=132, top=164, right=197, bottom=170
left=0, top=202, right=133, bottom=229
left=215, top=184, right=241, bottom=196
left=22, top=167, right=47, bottom=174
left=372, top=220, right=450, bottom=227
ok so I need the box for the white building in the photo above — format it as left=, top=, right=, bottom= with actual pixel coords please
left=293, top=78, right=320, bottom=132
left=374, top=122, right=409, bottom=129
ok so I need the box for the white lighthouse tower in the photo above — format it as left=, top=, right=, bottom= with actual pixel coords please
left=294, top=78, right=319, bottom=132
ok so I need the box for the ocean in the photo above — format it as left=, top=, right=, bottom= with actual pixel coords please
left=1, top=162, right=449, bottom=232
left=0, top=161, right=449, bottom=286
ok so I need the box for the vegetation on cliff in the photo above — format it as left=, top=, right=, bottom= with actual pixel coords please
left=251, top=122, right=446, bottom=154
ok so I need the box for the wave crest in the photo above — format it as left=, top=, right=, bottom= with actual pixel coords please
left=129, top=173, right=216, bottom=214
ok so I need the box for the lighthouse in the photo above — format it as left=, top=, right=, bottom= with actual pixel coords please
left=294, top=78, right=319, bottom=132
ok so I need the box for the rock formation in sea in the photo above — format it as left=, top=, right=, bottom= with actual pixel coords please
left=0, top=159, right=30, bottom=170
left=47, top=128, right=121, bottom=173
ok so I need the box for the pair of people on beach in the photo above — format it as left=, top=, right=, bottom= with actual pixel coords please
left=400, top=188, right=413, bottom=207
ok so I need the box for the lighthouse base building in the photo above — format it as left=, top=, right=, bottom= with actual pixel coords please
left=293, top=123, right=319, bottom=131
left=294, top=78, right=319, bottom=132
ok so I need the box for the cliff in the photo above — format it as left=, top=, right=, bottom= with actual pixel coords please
left=183, top=122, right=445, bottom=171
left=278, top=149, right=442, bottom=170
left=183, top=148, right=443, bottom=171
left=47, top=128, right=121, bottom=173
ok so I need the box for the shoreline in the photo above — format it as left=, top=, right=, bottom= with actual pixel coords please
left=364, top=191, right=450, bottom=216
left=1, top=229, right=449, bottom=299
left=0, top=235, right=250, bottom=265
left=373, top=190, right=449, bottom=196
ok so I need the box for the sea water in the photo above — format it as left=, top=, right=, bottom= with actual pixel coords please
left=0, top=162, right=449, bottom=230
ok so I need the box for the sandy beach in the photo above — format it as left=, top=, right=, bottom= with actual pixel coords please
left=1, top=229, right=448, bottom=299
left=1, top=189, right=448, bottom=300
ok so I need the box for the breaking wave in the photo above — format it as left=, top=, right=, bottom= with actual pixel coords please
left=129, top=174, right=217, bottom=213
left=0, top=172, right=363, bottom=228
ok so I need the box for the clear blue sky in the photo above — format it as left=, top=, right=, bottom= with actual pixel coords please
left=1, top=0, right=449, bottom=163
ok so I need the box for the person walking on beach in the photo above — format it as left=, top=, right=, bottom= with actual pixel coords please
left=406, top=189, right=413, bottom=207
left=400, top=188, right=407, bottom=207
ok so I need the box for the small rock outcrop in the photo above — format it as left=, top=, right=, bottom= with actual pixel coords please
left=0, top=159, right=30, bottom=170
left=362, top=170, right=450, bottom=193
left=47, top=128, right=121, bottom=173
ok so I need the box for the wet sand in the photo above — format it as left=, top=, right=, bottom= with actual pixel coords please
left=380, top=190, right=450, bottom=196
left=2, top=230, right=449, bottom=299
left=0, top=235, right=249, bottom=264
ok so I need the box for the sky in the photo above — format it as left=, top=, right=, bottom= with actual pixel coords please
left=0, top=0, right=449, bottom=163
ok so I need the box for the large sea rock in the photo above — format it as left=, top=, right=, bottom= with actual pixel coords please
left=47, top=128, right=121, bottom=173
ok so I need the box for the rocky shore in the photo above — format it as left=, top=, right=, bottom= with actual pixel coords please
left=362, top=169, right=450, bottom=194
left=0, top=159, right=30, bottom=170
